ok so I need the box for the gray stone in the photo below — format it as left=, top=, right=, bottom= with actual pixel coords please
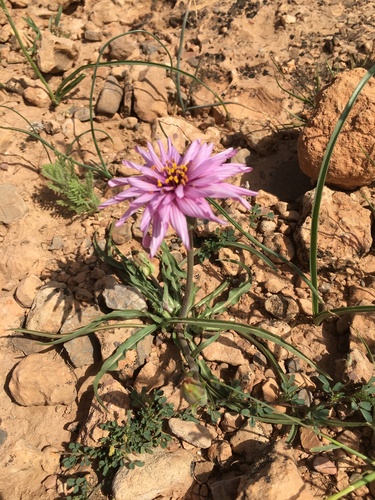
left=84, top=27, right=103, bottom=41
left=96, top=76, right=123, bottom=116
left=0, top=428, right=8, bottom=447
left=264, top=294, right=299, bottom=320
left=102, top=284, right=147, bottom=311
left=74, top=107, right=93, bottom=122
left=168, top=418, right=213, bottom=448
left=0, top=184, right=28, bottom=224
left=49, top=236, right=64, bottom=251
left=231, top=148, right=251, bottom=165
left=111, top=221, right=133, bottom=244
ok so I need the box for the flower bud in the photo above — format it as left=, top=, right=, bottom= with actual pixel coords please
left=134, top=252, right=154, bottom=277
left=181, top=374, right=207, bottom=410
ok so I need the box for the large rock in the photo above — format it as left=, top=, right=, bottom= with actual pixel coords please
left=294, top=187, right=372, bottom=269
left=201, top=331, right=246, bottom=366
left=26, top=281, right=74, bottom=333
left=236, top=441, right=314, bottom=499
left=0, top=184, right=28, bottom=223
left=133, top=67, right=174, bottom=122
left=112, top=449, right=195, bottom=500
left=37, top=32, right=78, bottom=74
left=298, top=68, right=375, bottom=189
left=96, top=75, right=124, bottom=116
left=168, top=418, right=213, bottom=448
left=230, top=421, right=272, bottom=463
left=8, top=351, right=77, bottom=406
left=79, top=374, right=130, bottom=447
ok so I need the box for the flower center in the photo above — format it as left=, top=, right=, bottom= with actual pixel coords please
left=157, top=161, right=188, bottom=188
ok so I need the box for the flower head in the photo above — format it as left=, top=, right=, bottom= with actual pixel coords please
left=100, top=139, right=257, bottom=257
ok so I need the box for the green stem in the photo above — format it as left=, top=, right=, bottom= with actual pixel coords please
left=176, top=222, right=198, bottom=377
left=179, top=225, right=195, bottom=318
left=0, top=1, right=57, bottom=105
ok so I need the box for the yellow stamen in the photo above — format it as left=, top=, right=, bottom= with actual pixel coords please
left=158, top=161, right=188, bottom=188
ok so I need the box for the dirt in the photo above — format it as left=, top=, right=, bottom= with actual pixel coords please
left=0, top=0, right=375, bottom=499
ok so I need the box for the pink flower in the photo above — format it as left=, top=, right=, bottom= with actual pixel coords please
left=100, top=139, right=257, bottom=257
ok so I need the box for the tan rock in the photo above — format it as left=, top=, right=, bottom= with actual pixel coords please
left=37, top=32, right=78, bottom=74
left=298, top=68, right=375, bottom=189
left=300, top=428, right=321, bottom=452
left=263, top=232, right=295, bottom=262
left=0, top=293, right=26, bottom=337
left=237, top=441, right=314, bottom=499
left=168, top=418, right=213, bottom=449
left=262, top=378, right=279, bottom=402
left=295, top=187, right=372, bottom=269
left=350, top=313, right=375, bottom=349
left=220, top=411, right=246, bottom=433
left=348, top=285, right=375, bottom=305
left=313, top=456, right=337, bottom=475
left=133, top=67, right=173, bottom=122
left=112, top=449, right=195, bottom=500
left=201, top=331, right=246, bottom=366
left=218, top=246, right=244, bottom=276
left=26, top=281, right=74, bottom=333
left=79, top=374, right=129, bottom=447
left=8, top=351, right=77, bottom=406
left=23, top=86, right=50, bottom=107
left=207, top=440, right=232, bottom=466
left=0, top=183, right=28, bottom=223
left=96, top=75, right=123, bottom=116
left=89, top=0, right=120, bottom=26
left=15, top=274, right=43, bottom=308
left=345, top=348, right=375, bottom=384
left=230, top=421, right=272, bottom=462
left=264, top=294, right=299, bottom=320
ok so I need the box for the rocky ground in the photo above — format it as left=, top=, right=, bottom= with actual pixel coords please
left=0, top=0, right=375, bottom=499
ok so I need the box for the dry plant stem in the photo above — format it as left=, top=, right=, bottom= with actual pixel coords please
left=177, top=224, right=198, bottom=379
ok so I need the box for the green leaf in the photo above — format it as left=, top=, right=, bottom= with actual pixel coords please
left=93, top=324, right=158, bottom=408
left=167, top=317, right=327, bottom=376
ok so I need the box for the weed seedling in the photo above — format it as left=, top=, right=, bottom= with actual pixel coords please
left=196, top=227, right=237, bottom=263
left=42, top=155, right=100, bottom=215
left=62, top=388, right=175, bottom=498
left=249, top=202, right=275, bottom=228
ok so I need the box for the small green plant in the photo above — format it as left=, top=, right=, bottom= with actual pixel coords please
left=318, top=375, right=375, bottom=423
left=42, top=155, right=100, bottom=215
left=196, top=227, right=237, bottom=262
left=49, top=6, right=71, bottom=38
left=22, top=15, right=41, bottom=59
left=249, top=202, right=275, bottom=228
left=62, top=388, right=175, bottom=498
left=65, top=476, right=90, bottom=500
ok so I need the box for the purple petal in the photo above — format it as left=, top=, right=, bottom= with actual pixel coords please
left=169, top=205, right=190, bottom=249
left=176, top=196, right=225, bottom=223
left=108, top=177, right=130, bottom=187
left=148, top=208, right=170, bottom=257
